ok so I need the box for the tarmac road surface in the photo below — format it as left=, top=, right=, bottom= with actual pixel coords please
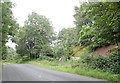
left=2, top=64, right=107, bottom=81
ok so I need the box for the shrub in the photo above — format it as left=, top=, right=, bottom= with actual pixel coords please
left=16, top=55, right=29, bottom=63
left=16, top=58, right=23, bottom=63
left=22, top=55, right=29, bottom=61
left=37, top=56, right=54, bottom=61
left=82, top=46, right=120, bottom=74
left=81, top=54, right=93, bottom=64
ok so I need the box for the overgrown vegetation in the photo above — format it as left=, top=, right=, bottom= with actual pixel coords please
left=27, top=59, right=119, bottom=82
left=82, top=46, right=120, bottom=74
left=1, top=0, right=120, bottom=82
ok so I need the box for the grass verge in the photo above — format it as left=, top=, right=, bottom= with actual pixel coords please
left=27, top=60, right=119, bottom=82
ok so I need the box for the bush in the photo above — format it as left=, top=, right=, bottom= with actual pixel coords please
left=16, top=55, right=30, bottom=63
left=82, top=46, right=120, bottom=74
left=37, top=56, right=54, bottom=61
left=22, top=55, right=29, bottom=61
left=16, top=58, right=23, bottom=63
left=81, top=54, right=93, bottom=64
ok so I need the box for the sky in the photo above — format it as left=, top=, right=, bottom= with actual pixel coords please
left=6, top=0, right=80, bottom=49
left=11, top=0, right=80, bottom=33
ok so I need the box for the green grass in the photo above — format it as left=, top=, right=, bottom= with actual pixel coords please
left=27, top=60, right=119, bottom=82
left=3, top=59, right=119, bottom=82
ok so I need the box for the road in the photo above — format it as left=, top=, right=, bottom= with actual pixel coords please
left=3, top=64, right=106, bottom=81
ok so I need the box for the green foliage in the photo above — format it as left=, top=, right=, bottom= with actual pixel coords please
left=1, top=1, right=19, bottom=60
left=53, top=46, right=64, bottom=58
left=74, top=2, right=120, bottom=50
left=79, top=26, right=95, bottom=46
left=29, top=60, right=119, bottom=81
left=16, top=55, right=30, bottom=63
left=53, top=28, right=78, bottom=59
left=22, top=55, right=29, bottom=61
left=6, top=47, right=18, bottom=61
left=16, top=12, right=54, bottom=59
left=16, top=58, right=23, bottom=63
left=37, top=56, right=54, bottom=61
left=58, top=28, right=78, bottom=46
left=82, top=46, right=120, bottom=74
left=1, top=1, right=119, bottom=81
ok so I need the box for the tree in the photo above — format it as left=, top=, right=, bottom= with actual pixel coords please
left=16, top=12, right=54, bottom=59
left=53, top=27, right=78, bottom=60
left=74, top=3, right=93, bottom=44
left=1, top=1, right=19, bottom=59
left=74, top=2, right=120, bottom=50
left=6, top=47, right=18, bottom=61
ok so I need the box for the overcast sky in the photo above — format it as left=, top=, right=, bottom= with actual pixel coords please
left=11, top=0, right=80, bottom=33
left=6, top=0, right=80, bottom=49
